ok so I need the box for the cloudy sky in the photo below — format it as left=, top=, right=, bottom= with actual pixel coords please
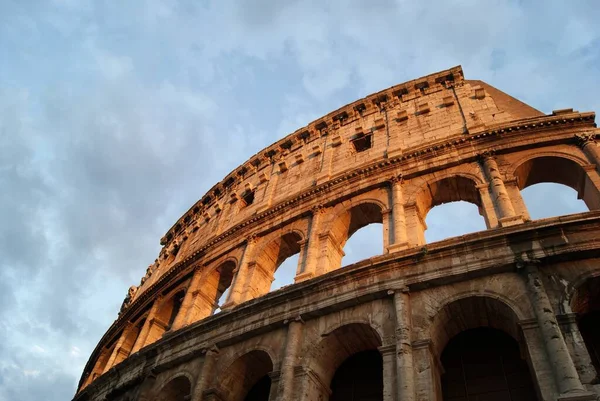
left=1, top=1, right=599, bottom=400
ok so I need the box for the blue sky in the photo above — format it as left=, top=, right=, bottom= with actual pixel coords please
left=0, top=1, right=599, bottom=400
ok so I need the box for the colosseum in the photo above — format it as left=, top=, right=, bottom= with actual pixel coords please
left=74, top=66, right=600, bottom=401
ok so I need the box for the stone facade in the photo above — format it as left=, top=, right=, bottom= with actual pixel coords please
left=75, top=66, right=600, bottom=401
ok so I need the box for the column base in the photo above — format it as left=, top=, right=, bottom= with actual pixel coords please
left=294, top=271, right=314, bottom=283
left=219, top=300, right=237, bottom=311
left=498, top=215, right=524, bottom=227
left=557, top=390, right=597, bottom=401
left=387, top=242, right=410, bottom=254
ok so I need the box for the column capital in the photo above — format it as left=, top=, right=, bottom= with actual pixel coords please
left=389, top=173, right=404, bottom=185
left=203, top=344, right=220, bottom=356
left=311, top=204, right=327, bottom=214
left=575, top=132, right=599, bottom=148
left=514, top=254, right=542, bottom=273
left=246, top=234, right=259, bottom=245
left=283, top=315, right=304, bottom=325
left=476, top=149, right=497, bottom=161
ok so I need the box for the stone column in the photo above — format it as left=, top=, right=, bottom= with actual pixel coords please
left=577, top=133, right=600, bottom=167
left=558, top=313, right=599, bottom=386
left=504, top=178, right=531, bottom=221
left=404, top=203, right=425, bottom=247
left=412, top=339, right=439, bottom=401
left=277, top=318, right=304, bottom=401
left=268, top=371, right=281, bottom=401
left=475, top=183, right=499, bottom=228
left=296, top=206, right=325, bottom=282
left=388, top=175, right=409, bottom=252
left=521, top=264, right=595, bottom=399
left=222, top=236, right=257, bottom=308
left=131, top=297, right=162, bottom=354
left=171, top=267, right=204, bottom=331
left=378, top=344, right=396, bottom=401
left=103, top=323, right=132, bottom=373
left=394, top=289, right=416, bottom=401
left=316, top=232, right=345, bottom=274
left=480, top=153, right=523, bottom=227
left=192, top=346, right=219, bottom=401
left=298, top=367, right=331, bottom=401
left=381, top=208, right=391, bottom=252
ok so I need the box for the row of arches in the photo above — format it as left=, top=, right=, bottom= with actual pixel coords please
left=147, top=274, right=600, bottom=400
left=87, top=153, right=600, bottom=386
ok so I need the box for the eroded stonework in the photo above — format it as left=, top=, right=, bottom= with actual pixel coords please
left=75, top=66, right=600, bottom=401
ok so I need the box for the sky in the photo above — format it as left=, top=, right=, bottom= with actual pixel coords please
left=1, top=1, right=599, bottom=400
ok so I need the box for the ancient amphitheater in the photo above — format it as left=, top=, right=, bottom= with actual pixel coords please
left=75, top=66, right=600, bottom=401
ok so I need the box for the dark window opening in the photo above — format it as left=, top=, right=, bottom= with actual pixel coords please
left=242, top=190, right=255, bottom=206
left=224, top=177, right=235, bottom=188
left=330, top=350, right=383, bottom=401
left=244, top=374, right=271, bottom=401
left=351, top=133, right=372, bottom=152
left=354, top=103, right=366, bottom=114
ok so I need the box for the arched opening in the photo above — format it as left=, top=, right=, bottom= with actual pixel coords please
left=330, top=202, right=384, bottom=270
left=217, top=350, right=273, bottom=401
left=341, top=223, right=383, bottom=266
left=85, top=342, right=116, bottom=386
left=112, top=318, right=145, bottom=366
left=521, top=183, right=588, bottom=220
left=416, top=176, right=488, bottom=244
left=250, top=232, right=303, bottom=299
left=571, top=276, right=600, bottom=378
left=153, top=375, right=191, bottom=401
left=145, top=290, right=186, bottom=345
left=330, top=350, right=383, bottom=401
left=441, top=328, right=537, bottom=401
left=166, top=292, right=185, bottom=330
left=202, top=261, right=236, bottom=316
left=515, top=156, right=599, bottom=219
left=307, top=323, right=383, bottom=400
left=272, top=252, right=300, bottom=291
left=425, top=201, right=487, bottom=243
left=429, top=296, right=539, bottom=400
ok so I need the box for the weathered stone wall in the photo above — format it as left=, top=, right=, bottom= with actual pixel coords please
left=76, top=67, right=600, bottom=401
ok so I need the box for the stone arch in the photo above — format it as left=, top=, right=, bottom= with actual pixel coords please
left=411, top=173, right=486, bottom=217
left=151, top=373, right=192, bottom=401
left=246, top=230, right=305, bottom=299
left=322, top=198, right=386, bottom=271
left=320, top=318, right=386, bottom=346
left=510, top=153, right=600, bottom=211
left=214, top=349, right=275, bottom=401
left=304, top=322, right=383, bottom=400
left=146, top=288, right=187, bottom=344
left=428, top=294, right=525, bottom=358
left=428, top=294, right=540, bottom=401
left=200, top=258, right=238, bottom=315
left=405, top=172, right=491, bottom=244
left=110, top=318, right=146, bottom=368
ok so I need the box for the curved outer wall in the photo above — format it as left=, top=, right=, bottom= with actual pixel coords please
left=75, top=66, right=600, bottom=401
